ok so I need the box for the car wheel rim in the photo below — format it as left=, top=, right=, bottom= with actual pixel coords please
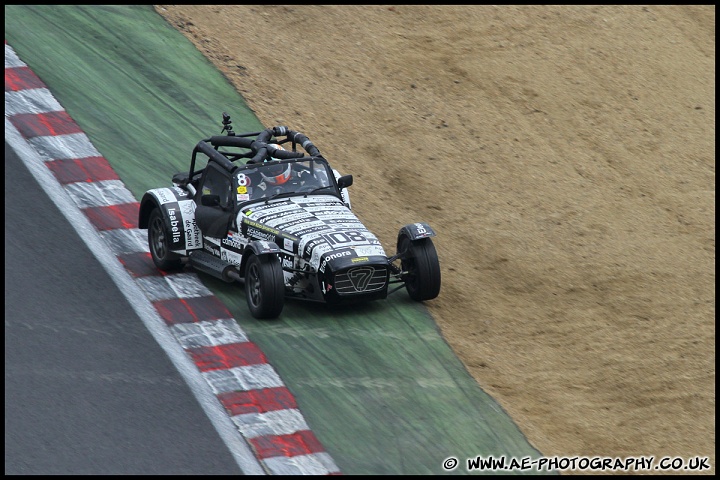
left=248, top=263, right=261, bottom=306
left=404, top=259, right=417, bottom=283
left=401, top=240, right=418, bottom=291
left=402, top=241, right=416, bottom=276
left=151, top=217, right=166, bottom=259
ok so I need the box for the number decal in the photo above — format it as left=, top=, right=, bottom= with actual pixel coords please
left=321, top=230, right=365, bottom=245
left=236, top=173, right=251, bottom=186
left=348, top=267, right=374, bottom=291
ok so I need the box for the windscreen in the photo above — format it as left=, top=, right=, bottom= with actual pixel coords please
left=233, top=158, right=336, bottom=203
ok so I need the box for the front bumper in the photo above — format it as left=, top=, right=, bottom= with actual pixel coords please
left=320, top=263, right=389, bottom=303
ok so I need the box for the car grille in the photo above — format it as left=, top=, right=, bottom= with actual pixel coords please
left=334, top=266, right=387, bottom=295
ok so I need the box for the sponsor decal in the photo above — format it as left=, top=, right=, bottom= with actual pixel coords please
left=222, top=231, right=244, bottom=251
left=280, top=232, right=299, bottom=242
left=306, top=204, right=350, bottom=211
left=351, top=256, right=369, bottom=263
left=291, top=224, right=336, bottom=237
left=253, top=210, right=312, bottom=228
left=180, top=200, right=195, bottom=215
left=303, top=237, right=326, bottom=257
left=348, top=266, right=375, bottom=291
left=236, top=193, right=249, bottom=201
left=172, top=186, right=190, bottom=198
left=415, top=222, right=430, bottom=236
left=282, top=218, right=325, bottom=231
left=224, top=250, right=242, bottom=266
left=266, top=212, right=314, bottom=227
left=184, top=217, right=201, bottom=249
left=244, top=219, right=279, bottom=235
left=282, top=257, right=293, bottom=269
left=156, top=188, right=174, bottom=205
left=247, top=227, right=275, bottom=242
left=317, top=219, right=358, bottom=227
left=177, top=200, right=200, bottom=250
left=302, top=199, right=344, bottom=208
left=353, top=245, right=387, bottom=257
left=316, top=210, right=356, bottom=218
left=319, top=250, right=352, bottom=273
left=243, top=219, right=299, bottom=244
left=248, top=201, right=295, bottom=217
left=315, top=212, right=357, bottom=220
left=310, top=243, right=333, bottom=266
left=167, top=206, right=182, bottom=244
left=203, top=237, right=221, bottom=256
left=256, top=240, right=276, bottom=253
left=236, top=186, right=247, bottom=194
left=284, top=238, right=294, bottom=252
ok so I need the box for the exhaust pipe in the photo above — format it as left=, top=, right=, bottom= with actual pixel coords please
left=188, top=250, right=242, bottom=283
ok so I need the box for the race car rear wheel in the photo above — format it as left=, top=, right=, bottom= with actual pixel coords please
left=244, top=254, right=285, bottom=319
left=400, top=236, right=441, bottom=301
left=148, top=208, right=183, bottom=271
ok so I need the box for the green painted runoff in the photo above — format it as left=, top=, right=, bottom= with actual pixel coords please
left=6, top=5, right=550, bottom=474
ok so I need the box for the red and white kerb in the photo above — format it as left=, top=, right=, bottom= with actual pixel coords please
left=5, top=40, right=340, bottom=475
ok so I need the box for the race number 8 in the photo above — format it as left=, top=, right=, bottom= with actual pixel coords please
left=236, top=173, right=251, bottom=186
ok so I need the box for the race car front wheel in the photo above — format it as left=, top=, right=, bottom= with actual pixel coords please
left=244, top=254, right=285, bottom=319
left=148, top=208, right=183, bottom=271
left=400, top=236, right=441, bottom=301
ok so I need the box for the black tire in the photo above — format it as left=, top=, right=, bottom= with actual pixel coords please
left=244, top=254, right=285, bottom=319
left=400, top=236, right=441, bottom=301
left=148, top=208, right=183, bottom=271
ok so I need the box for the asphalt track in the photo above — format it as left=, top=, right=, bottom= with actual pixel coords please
left=4, top=142, right=244, bottom=475
left=5, top=5, right=547, bottom=474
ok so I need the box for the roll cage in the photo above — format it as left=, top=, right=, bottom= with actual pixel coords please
left=172, top=113, right=351, bottom=209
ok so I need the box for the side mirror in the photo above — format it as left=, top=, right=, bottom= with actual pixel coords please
left=201, top=194, right=220, bottom=206
left=337, top=174, right=353, bottom=189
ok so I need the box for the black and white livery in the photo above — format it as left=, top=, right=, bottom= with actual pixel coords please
left=138, top=113, right=441, bottom=319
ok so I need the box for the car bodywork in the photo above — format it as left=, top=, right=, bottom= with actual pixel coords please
left=138, top=113, right=441, bottom=318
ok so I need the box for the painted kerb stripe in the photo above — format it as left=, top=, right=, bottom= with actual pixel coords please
left=5, top=41, right=340, bottom=476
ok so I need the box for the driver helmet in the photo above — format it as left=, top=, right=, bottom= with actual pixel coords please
left=261, top=144, right=292, bottom=185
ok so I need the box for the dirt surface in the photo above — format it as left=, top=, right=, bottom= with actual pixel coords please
left=155, top=5, right=715, bottom=473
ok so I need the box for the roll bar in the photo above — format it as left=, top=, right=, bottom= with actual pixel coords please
left=188, top=113, right=325, bottom=180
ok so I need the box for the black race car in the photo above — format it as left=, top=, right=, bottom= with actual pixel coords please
left=138, top=113, right=441, bottom=319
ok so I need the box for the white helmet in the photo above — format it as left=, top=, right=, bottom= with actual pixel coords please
left=260, top=144, right=292, bottom=185
left=261, top=162, right=292, bottom=186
